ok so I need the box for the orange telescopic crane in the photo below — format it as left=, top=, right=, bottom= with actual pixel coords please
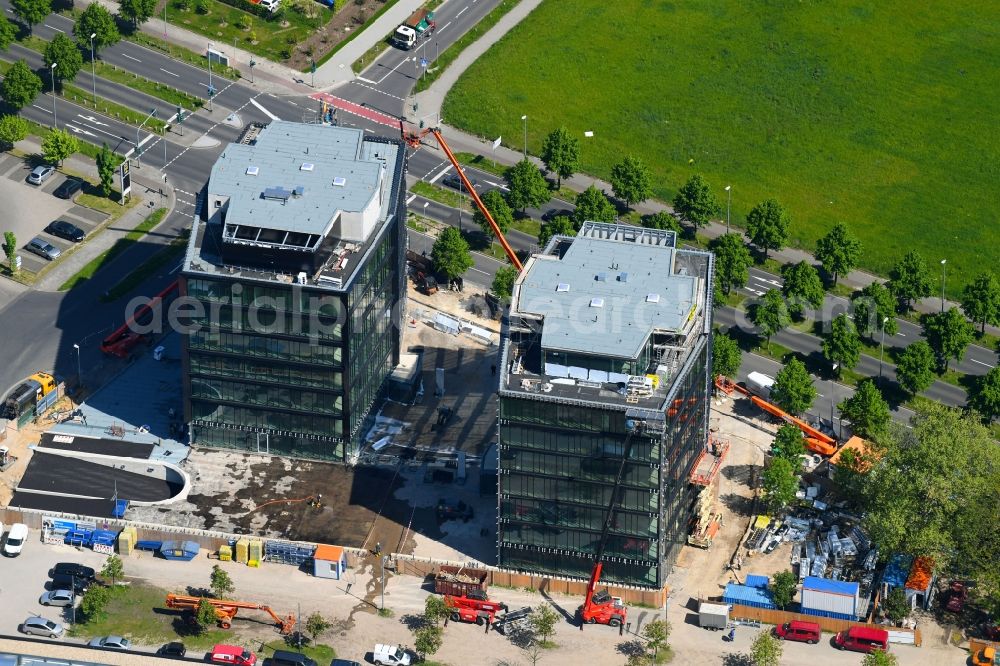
left=164, top=594, right=296, bottom=634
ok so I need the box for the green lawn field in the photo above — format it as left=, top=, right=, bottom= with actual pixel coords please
left=442, top=0, right=999, bottom=291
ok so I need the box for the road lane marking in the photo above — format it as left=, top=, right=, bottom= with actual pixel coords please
left=406, top=194, right=416, bottom=204
left=438, top=21, right=452, bottom=33
left=971, top=359, right=996, bottom=368
left=287, top=101, right=299, bottom=106
left=457, top=6, right=469, bottom=16
left=376, top=54, right=412, bottom=85
left=249, top=98, right=279, bottom=120
left=470, top=268, right=488, bottom=275
left=350, top=80, right=405, bottom=102
left=356, top=76, right=377, bottom=85
left=122, top=54, right=141, bottom=63
left=32, top=105, right=52, bottom=114
left=44, top=24, right=65, bottom=32
left=429, top=165, right=452, bottom=184
left=159, top=68, right=180, bottom=77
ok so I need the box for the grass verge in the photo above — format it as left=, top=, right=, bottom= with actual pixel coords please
left=59, top=207, right=168, bottom=291
left=510, top=216, right=539, bottom=239
left=94, top=61, right=205, bottom=110
left=61, top=82, right=167, bottom=132
left=101, top=238, right=185, bottom=302
left=414, top=0, right=523, bottom=93
left=411, top=180, right=472, bottom=211
left=262, top=640, right=336, bottom=662
left=351, top=35, right=391, bottom=74
left=453, top=151, right=509, bottom=178
left=313, top=0, right=402, bottom=70
left=128, top=32, right=241, bottom=80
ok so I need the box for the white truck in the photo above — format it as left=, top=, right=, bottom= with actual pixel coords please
left=373, top=644, right=411, bottom=666
left=746, top=371, right=775, bottom=398
left=392, top=9, right=435, bottom=50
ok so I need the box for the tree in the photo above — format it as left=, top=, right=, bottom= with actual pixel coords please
left=117, top=0, right=157, bottom=27
left=11, top=0, right=51, bottom=34
left=100, top=554, right=124, bottom=586
left=96, top=143, right=116, bottom=196
left=922, top=307, right=974, bottom=372
left=642, top=618, right=670, bottom=662
left=80, top=585, right=111, bottom=621
left=539, top=126, right=578, bottom=189
left=710, top=233, right=753, bottom=295
left=860, top=402, right=1000, bottom=576
left=538, top=215, right=575, bottom=247
left=761, top=456, right=798, bottom=513
left=528, top=603, right=558, bottom=647
left=882, top=587, right=909, bottom=623
left=504, top=158, right=550, bottom=213
left=491, top=265, right=518, bottom=303
left=42, top=129, right=79, bottom=166
left=852, top=282, right=898, bottom=340
left=832, top=446, right=868, bottom=503
left=423, top=594, right=449, bottom=626
left=75, top=3, right=120, bottom=51
left=862, top=650, right=899, bottom=666
left=3, top=232, right=17, bottom=274
left=473, top=189, right=513, bottom=241
left=0, top=60, right=43, bottom=111
left=749, top=628, right=783, bottom=666
left=0, top=17, right=17, bottom=51
left=431, top=227, right=473, bottom=281
left=304, top=612, right=331, bottom=641
left=744, top=199, right=789, bottom=260
left=194, top=597, right=217, bottom=632
left=772, top=358, right=817, bottom=415
left=209, top=564, right=235, bottom=598
left=640, top=211, right=680, bottom=234
left=44, top=33, right=85, bottom=86
left=0, top=115, right=30, bottom=150
left=780, top=261, right=824, bottom=319
left=838, top=379, right=890, bottom=440
left=814, top=222, right=861, bottom=286
left=771, top=424, right=805, bottom=466
left=961, top=272, right=1000, bottom=334
left=413, top=624, right=443, bottom=660
left=822, top=313, right=861, bottom=375
left=770, top=570, right=798, bottom=609
left=609, top=155, right=652, bottom=208
left=712, top=332, right=741, bottom=379
left=672, top=174, right=720, bottom=228
left=895, top=341, right=935, bottom=395
left=888, top=250, right=932, bottom=311
left=969, top=366, right=1000, bottom=423
left=573, top=185, right=616, bottom=227
left=749, top=289, right=790, bottom=352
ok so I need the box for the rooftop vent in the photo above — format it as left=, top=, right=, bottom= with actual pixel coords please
left=596, top=272, right=607, bottom=282
left=293, top=185, right=305, bottom=197
left=300, top=162, right=315, bottom=172
left=556, top=283, right=570, bottom=292
left=590, top=297, right=605, bottom=308
left=246, top=166, right=259, bottom=176
left=332, top=176, right=347, bottom=187
left=646, top=293, right=660, bottom=303
left=262, top=187, right=292, bottom=202
left=618, top=272, right=629, bottom=282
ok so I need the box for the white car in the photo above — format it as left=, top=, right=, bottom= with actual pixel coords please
left=39, top=589, right=76, bottom=607
left=27, top=165, right=55, bottom=185
left=3, top=522, right=28, bottom=556
left=259, top=0, right=280, bottom=12
left=88, top=635, right=131, bottom=650
left=22, top=616, right=64, bottom=638
left=373, top=644, right=411, bottom=666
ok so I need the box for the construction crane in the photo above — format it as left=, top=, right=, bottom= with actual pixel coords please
left=715, top=374, right=838, bottom=456
left=576, top=421, right=649, bottom=629
left=401, top=123, right=523, bottom=272
left=164, top=593, right=296, bottom=634
left=101, top=280, right=179, bottom=358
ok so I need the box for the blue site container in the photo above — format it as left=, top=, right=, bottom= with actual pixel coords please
left=723, top=583, right=776, bottom=610
left=160, top=540, right=200, bottom=561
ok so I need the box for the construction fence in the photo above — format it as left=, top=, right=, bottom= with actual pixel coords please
left=393, top=553, right=668, bottom=607
left=728, top=603, right=921, bottom=646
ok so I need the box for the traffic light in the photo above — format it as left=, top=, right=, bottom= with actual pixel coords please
left=176, top=106, right=184, bottom=123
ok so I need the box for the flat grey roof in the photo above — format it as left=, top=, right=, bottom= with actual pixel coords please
left=210, top=121, right=382, bottom=236
left=513, top=225, right=698, bottom=359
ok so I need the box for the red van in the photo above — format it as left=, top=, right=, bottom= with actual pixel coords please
left=209, top=644, right=257, bottom=665
left=774, top=620, right=821, bottom=644
left=834, top=627, right=890, bottom=653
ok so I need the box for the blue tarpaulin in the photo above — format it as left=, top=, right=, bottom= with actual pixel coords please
left=882, top=554, right=913, bottom=589
left=802, top=576, right=859, bottom=596
left=745, top=574, right=770, bottom=589
left=723, top=583, right=776, bottom=609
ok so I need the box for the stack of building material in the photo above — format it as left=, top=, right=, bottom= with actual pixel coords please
left=248, top=539, right=263, bottom=567
left=264, top=540, right=314, bottom=566
left=235, top=537, right=250, bottom=564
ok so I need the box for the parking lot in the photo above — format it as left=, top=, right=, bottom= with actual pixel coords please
left=0, top=153, right=110, bottom=275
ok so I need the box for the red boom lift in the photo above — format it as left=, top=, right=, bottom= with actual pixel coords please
left=100, top=280, right=180, bottom=357
left=445, top=593, right=509, bottom=626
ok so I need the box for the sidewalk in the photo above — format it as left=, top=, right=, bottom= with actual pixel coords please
left=13, top=137, right=178, bottom=293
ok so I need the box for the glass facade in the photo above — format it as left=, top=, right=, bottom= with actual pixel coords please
left=497, top=338, right=710, bottom=589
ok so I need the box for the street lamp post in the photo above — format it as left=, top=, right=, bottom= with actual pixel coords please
left=89, top=34, right=97, bottom=108
left=520, top=115, right=527, bottom=157
left=724, top=185, right=732, bottom=234
left=50, top=63, right=57, bottom=128
left=163, top=1, right=167, bottom=37
left=73, top=343, right=81, bottom=388
left=207, top=43, right=214, bottom=112
left=878, top=316, right=889, bottom=380
left=380, top=555, right=386, bottom=612
left=940, top=259, right=947, bottom=313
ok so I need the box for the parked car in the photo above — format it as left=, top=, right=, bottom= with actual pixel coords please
left=541, top=208, right=574, bottom=222
left=88, top=635, right=131, bottom=650
left=50, top=572, right=89, bottom=594
left=27, top=165, right=55, bottom=185
left=45, top=220, right=86, bottom=242
left=53, top=177, right=85, bottom=199
left=834, top=626, right=889, bottom=654
left=209, top=644, right=257, bottom=665
left=436, top=498, right=473, bottom=522
left=3, top=522, right=28, bottom=556
left=39, top=589, right=76, bottom=607
left=264, top=650, right=317, bottom=666
left=258, top=0, right=280, bottom=11
left=774, top=620, right=821, bottom=644
left=330, top=661, right=362, bottom=666
left=50, top=563, right=96, bottom=580
left=442, top=172, right=478, bottom=190
left=156, top=642, right=187, bottom=658
left=21, top=616, right=64, bottom=638
left=26, top=237, right=61, bottom=261
left=373, top=644, right=410, bottom=666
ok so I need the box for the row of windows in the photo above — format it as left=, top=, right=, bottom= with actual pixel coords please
left=194, top=425, right=345, bottom=462
left=190, top=400, right=344, bottom=437
left=500, top=425, right=660, bottom=461
left=189, top=354, right=342, bottom=390
left=188, top=306, right=341, bottom=340
left=191, top=378, right=343, bottom=415
left=500, top=473, right=658, bottom=513
left=188, top=331, right=342, bottom=366
left=186, top=278, right=343, bottom=317
left=500, top=399, right=628, bottom=433
left=499, top=524, right=659, bottom=561
left=500, top=498, right=658, bottom=538
left=498, top=547, right=658, bottom=587
left=499, top=449, right=658, bottom=489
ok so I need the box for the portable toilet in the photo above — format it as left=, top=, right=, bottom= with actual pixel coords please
left=312, top=544, right=347, bottom=580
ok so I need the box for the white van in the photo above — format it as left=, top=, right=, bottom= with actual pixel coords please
left=4, top=523, right=28, bottom=556
left=258, top=0, right=280, bottom=12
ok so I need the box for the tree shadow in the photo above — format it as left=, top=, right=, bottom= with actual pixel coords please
left=720, top=492, right=754, bottom=517
left=721, top=463, right=755, bottom=484
left=398, top=613, right=428, bottom=632
left=615, top=638, right=646, bottom=658
left=722, top=653, right=753, bottom=666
